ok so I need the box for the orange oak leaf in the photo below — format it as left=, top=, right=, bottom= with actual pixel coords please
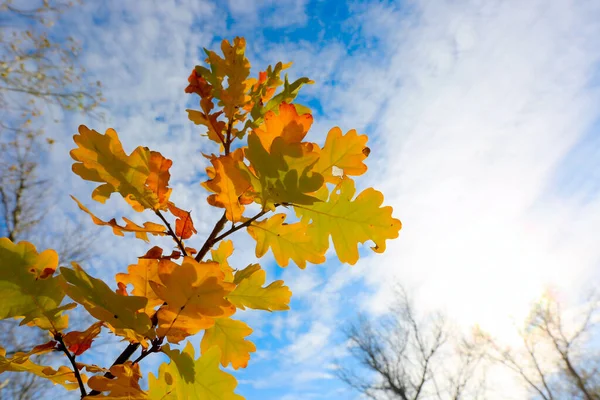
left=247, top=213, right=325, bottom=269
left=115, top=259, right=163, bottom=315
left=149, top=258, right=236, bottom=343
left=62, top=321, right=104, bottom=356
left=315, top=127, right=369, bottom=183
left=72, top=196, right=166, bottom=242
left=167, top=202, right=197, bottom=240
left=202, top=149, right=253, bottom=222
left=146, top=151, right=173, bottom=207
left=70, top=125, right=171, bottom=211
left=87, top=361, right=146, bottom=399
left=253, top=102, right=313, bottom=151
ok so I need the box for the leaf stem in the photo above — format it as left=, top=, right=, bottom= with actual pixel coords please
left=55, top=333, right=87, bottom=398
left=155, top=210, right=187, bottom=257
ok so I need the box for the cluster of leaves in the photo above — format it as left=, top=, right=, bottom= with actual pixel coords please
left=0, top=37, right=401, bottom=398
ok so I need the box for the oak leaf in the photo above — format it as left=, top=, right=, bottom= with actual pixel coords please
left=62, top=321, right=104, bottom=356
left=0, top=238, right=71, bottom=332
left=253, top=102, right=313, bottom=151
left=242, top=133, right=324, bottom=209
left=0, top=346, right=86, bottom=390
left=201, top=318, right=256, bottom=370
left=167, top=202, right=197, bottom=240
left=226, top=264, right=291, bottom=311
left=202, top=149, right=252, bottom=222
left=210, top=240, right=235, bottom=282
left=72, top=196, right=166, bottom=242
left=149, top=258, right=236, bottom=343
left=115, top=259, right=162, bottom=315
left=70, top=125, right=172, bottom=211
left=315, top=127, right=369, bottom=183
left=295, top=178, right=402, bottom=264
left=87, top=361, right=147, bottom=399
left=148, top=343, right=243, bottom=400
left=60, top=263, right=151, bottom=336
left=247, top=213, right=325, bottom=268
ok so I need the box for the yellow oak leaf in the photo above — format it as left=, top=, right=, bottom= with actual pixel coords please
left=70, top=125, right=172, bottom=211
left=115, top=259, right=163, bottom=315
left=247, top=213, right=325, bottom=269
left=87, top=361, right=147, bottom=399
left=315, top=127, right=369, bottom=183
left=242, top=133, right=324, bottom=209
left=149, top=258, right=236, bottom=343
left=210, top=240, right=235, bottom=282
left=226, top=265, right=291, bottom=312
left=0, top=346, right=86, bottom=390
left=148, top=343, right=243, bottom=400
left=201, top=318, right=256, bottom=370
left=72, top=196, right=166, bottom=242
left=60, top=263, right=151, bottom=336
left=253, top=102, right=313, bottom=151
left=203, top=37, right=252, bottom=120
left=202, top=149, right=253, bottom=222
left=0, top=238, right=71, bottom=333
left=186, top=109, right=227, bottom=145
left=295, top=178, right=402, bottom=265
left=62, top=321, right=104, bottom=356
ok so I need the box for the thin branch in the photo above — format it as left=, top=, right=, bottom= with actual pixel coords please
left=155, top=210, right=187, bottom=256
left=54, top=334, right=87, bottom=398
left=194, top=207, right=271, bottom=262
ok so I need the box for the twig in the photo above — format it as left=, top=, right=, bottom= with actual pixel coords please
left=54, top=333, right=87, bottom=398
left=132, top=337, right=163, bottom=365
left=195, top=207, right=272, bottom=262
left=155, top=210, right=187, bottom=256
left=195, top=212, right=228, bottom=262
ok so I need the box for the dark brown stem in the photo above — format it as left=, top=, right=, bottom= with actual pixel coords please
left=132, top=338, right=163, bottom=365
left=225, top=119, right=233, bottom=155
left=55, top=333, right=87, bottom=398
left=195, top=212, right=228, bottom=262
left=155, top=210, right=187, bottom=257
left=194, top=207, right=273, bottom=263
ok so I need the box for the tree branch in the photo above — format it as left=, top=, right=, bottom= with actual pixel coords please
left=54, top=334, right=87, bottom=398
left=155, top=210, right=187, bottom=256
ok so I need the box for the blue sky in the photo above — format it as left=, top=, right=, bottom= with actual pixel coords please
left=18, top=0, right=600, bottom=399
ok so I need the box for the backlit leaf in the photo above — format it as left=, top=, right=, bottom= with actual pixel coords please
left=315, top=127, right=369, bottom=183
left=0, top=238, right=70, bottom=332
left=148, top=343, right=243, bottom=400
left=62, top=321, right=104, bottom=356
left=87, top=361, right=147, bottom=399
left=167, top=202, right=197, bottom=240
left=149, top=257, right=236, bottom=343
left=242, top=133, right=324, bottom=209
left=253, top=102, right=312, bottom=151
left=70, top=125, right=171, bottom=211
left=201, top=318, right=255, bottom=370
left=295, top=178, right=402, bottom=265
left=115, top=259, right=162, bottom=315
left=0, top=346, right=85, bottom=390
left=202, top=149, right=253, bottom=222
left=247, top=213, right=325, bottom=269
left=226, top=265, right=291, bottom=311
left=72, top=196, right=166, bottom=242
left=210, top=240, right=235, bottom=282
left=60, top=263, right=151, bottom=336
